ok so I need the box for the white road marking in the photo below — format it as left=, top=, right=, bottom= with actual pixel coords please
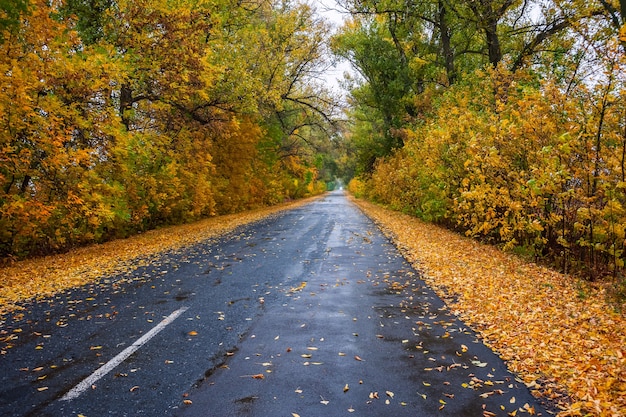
left=61, top=306, right=189, bottom=401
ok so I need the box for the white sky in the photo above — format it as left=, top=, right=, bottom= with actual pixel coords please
left=314, top=0, right=354, bottom=94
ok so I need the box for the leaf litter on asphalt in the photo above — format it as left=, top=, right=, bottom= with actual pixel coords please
left=0, top=197, right=319, bottom=319
left=352, top=196, right=626, bottom=417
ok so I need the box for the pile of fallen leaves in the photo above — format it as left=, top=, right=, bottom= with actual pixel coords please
left=0, top=198, right=317, bottom=318
left=351, top=197, right=626, bottom=417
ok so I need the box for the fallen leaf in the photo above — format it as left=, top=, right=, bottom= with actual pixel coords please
left=343, top=384, right=349, bottom=392
left=523, top=403, right=536, bottom=415
left=354, top=355, right=363, bottom=361
left=188, top=331, right=198, bottom=336
left=386, top=391, right=394, bottom=398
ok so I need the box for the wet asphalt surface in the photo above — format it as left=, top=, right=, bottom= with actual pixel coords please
left=0, top=191, right=551, bottom=416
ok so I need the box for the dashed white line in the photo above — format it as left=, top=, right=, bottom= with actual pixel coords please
left=61, top=306, right=189, bottom=401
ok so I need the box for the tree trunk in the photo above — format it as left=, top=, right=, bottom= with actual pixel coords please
left=438, top=0, right=456, bottom=84
left=120, top=83, right=133, bottom=130
left=484, top=17, right=502, bottom=67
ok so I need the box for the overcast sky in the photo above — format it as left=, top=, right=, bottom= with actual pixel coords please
left=314, top=0, right=354, bottom=94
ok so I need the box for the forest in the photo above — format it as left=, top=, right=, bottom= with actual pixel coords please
left=0, top=0, right=346, bottom=260
left=336, top=0, right=626, bottom=287
left=2, top=0, right=626, bottom=288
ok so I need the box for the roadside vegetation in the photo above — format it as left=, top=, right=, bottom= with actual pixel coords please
left=336, top=0, right=626, bottom=290
left=334, top=1, right=626, bottom=415
left=0, top=0, right=344, bottom=262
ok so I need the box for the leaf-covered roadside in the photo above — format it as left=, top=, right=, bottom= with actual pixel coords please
left=351, top=197, right=626, bottom=417
left=0, top=198, right=317, bottom=318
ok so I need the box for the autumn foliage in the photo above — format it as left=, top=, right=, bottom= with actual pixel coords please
left=0, top=0, right=336, bottom=260
left=338, top=1, right=626, bottom=414
left=338, top=0, right=626, bottom=284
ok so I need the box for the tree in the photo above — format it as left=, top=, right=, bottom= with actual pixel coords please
left=0, top=0, right=29, bottom=42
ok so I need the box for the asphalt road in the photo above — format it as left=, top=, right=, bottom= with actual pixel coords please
left=0, top=191, right=551, bottom=416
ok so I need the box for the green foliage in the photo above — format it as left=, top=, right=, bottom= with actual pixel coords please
left=0, top=0, right=29, bottom=42
left=338, top=0, right=626, bottom=283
